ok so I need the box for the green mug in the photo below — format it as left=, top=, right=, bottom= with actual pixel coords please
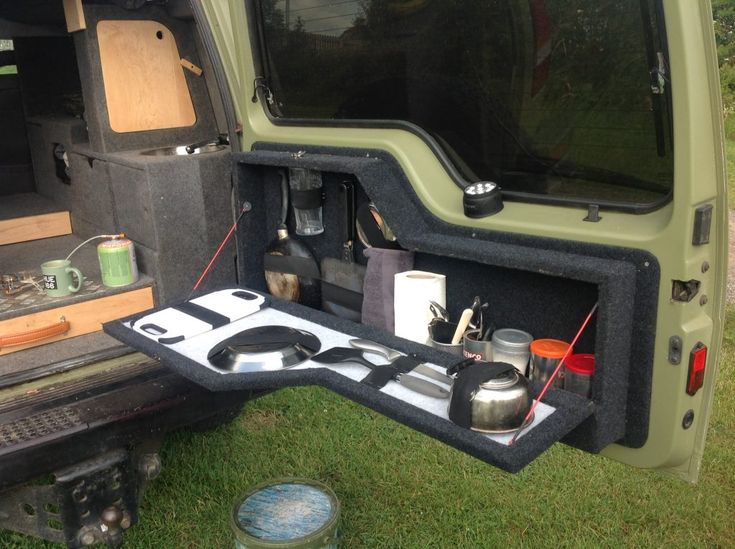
left=41, top=259, right=83, bottom=297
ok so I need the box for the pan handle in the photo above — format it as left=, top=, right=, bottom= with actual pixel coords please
left=340, top=181, right=355, bottom=261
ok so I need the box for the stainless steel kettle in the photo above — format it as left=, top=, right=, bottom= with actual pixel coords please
left=448, top=362, right=532, bottom=433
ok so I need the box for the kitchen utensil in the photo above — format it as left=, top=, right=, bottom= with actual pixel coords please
left=321, top=181, right=366, bottom=322
left=509, top=303, right=598, bottom=446
left=311, top=347, right=450, bottom=398
left=491, top=328, right=533, bottom=375
left=207, top=326, right=321, bottom=372
left=529, top=339, right=573, bottom=387
left=289, top=167, right=324, bottom=235
left=41, top=259, right=83, bottom=297
left=462, top=329, right=492, bottom=361
left=355, top=202, right=400, bottom=249
left=564, top=353, right=595, bottom=398
left=264, top=171, right=321, bottom=308
left=348, top=338, right=453, bottom=384
left=469, top=296, right=482, bottom=330
left=429, top=300, right=449, bottom=322
left=348, top=338, right=402, bottom=361
left=310, top=346, right=376, bottom=369
left=451, top=308, right=474, bottom=345
left=448, top=361, right=532, bottom=433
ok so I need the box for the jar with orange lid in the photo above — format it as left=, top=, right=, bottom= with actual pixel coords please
left=529, top=339, right=572, bottom=387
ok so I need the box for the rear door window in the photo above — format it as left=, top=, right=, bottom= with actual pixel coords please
left=0, top=39, right=16, bottom=74
left=256, top=0, right=672, bottom=211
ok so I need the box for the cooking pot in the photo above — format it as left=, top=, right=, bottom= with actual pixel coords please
left=448, top=362, right=532, bottom=433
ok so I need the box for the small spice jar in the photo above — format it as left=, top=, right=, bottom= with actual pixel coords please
left=564, top=354, right=595, bottom=398
left=529, top=339, right=572, bottom=387
left=491, top=328, right=533, bottom=375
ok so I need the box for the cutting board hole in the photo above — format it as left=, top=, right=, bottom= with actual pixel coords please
left=156, top=30, right=163, bottom=39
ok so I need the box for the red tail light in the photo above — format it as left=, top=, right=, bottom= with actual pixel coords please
left=686, top=342, right=707, bottom=396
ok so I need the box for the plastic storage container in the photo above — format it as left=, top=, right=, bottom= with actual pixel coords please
left=563, top=353, right=595, bottom=398
left=529, top=339, right=572, bottom=386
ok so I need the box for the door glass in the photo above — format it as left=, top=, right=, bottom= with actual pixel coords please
left=257, top=0, right=672, bottom=210
left=0, top=39, right=16, bottom=74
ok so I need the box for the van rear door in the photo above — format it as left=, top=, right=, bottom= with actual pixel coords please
left=199, top=0, right=727, bottom=482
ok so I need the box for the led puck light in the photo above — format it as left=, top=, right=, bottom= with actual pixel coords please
left=463, top=181, right=503, bottom=218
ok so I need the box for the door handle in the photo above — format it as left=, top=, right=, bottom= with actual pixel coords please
left=0, top=318, right=71, bottom=349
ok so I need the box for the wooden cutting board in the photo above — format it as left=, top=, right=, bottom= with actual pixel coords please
left=97, top=20, right=196, bottom=133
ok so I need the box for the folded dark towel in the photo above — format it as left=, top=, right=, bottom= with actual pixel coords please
left=361, top=248, right=414, bottom=333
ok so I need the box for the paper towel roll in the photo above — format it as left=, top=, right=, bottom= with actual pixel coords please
left=394, top=270, right=446, bottom=344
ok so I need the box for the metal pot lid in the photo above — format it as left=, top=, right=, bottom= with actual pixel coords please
left=478, top=368, right=519, bottom=390
left=491, top=328, right=533, bottom=350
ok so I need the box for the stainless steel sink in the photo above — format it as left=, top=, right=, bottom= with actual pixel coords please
left=140, top=143, right=227, bottom=156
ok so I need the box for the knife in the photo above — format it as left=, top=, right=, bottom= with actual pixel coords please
left=362, top=365, right=450, bottom=399
left=349, top=339, right=453, bottom=385
left=392, top=371, right=450, bottom=398
left=312, top=348, right=450, bottom=398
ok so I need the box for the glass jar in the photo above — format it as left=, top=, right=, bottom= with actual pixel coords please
left=491, top=328, right=533, bottom=375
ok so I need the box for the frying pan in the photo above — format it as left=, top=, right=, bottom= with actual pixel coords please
left=207, top=325, right=321, bottom=372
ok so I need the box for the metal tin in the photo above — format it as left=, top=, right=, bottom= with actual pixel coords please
left=231, top=478, right=340, bottom=549
left=463, top=329, right=492, bottom=361
left=97, top=238, right=138, bottom=287
left=490, top=328, right=533, bottom=375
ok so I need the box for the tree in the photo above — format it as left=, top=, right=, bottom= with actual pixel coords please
left=713, top=0, right=735, bottom=122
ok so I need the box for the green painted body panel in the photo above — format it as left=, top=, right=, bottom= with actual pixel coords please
left=201, top=0, right=728, bottom=482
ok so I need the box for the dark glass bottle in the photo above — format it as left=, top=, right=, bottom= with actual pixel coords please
left=264, top=228, right=320, bottom=309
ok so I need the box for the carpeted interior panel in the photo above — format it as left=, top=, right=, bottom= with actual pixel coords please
left=106, top=162, right=156, bottom=249
left=104, top=291, right=595, bottom=474
left=62, top=149, right=236, bottom=305
left=233, top=144, right=659, bottom=451
left=74, top=4, right=218, bottom=154
left=24, top=119, right=81, bottom=210
left=67, top=151, right=117, bottom=236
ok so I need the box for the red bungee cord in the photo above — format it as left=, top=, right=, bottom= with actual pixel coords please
left=189, top=204, right=249, bottom=297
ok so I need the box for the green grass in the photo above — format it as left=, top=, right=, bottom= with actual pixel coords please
left=1, top=308, right=734, bottom=548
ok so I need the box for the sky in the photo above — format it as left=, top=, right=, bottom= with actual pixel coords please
left=278, top=0, right=364, bottom=36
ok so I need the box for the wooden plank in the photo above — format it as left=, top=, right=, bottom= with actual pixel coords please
left=63, top=0, right=86, bottom=32
left=0, top=287, right=154, bottom=355
left=97, top=20, right=196, bottom=133
left=0, top=212, right=72, bottom=246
